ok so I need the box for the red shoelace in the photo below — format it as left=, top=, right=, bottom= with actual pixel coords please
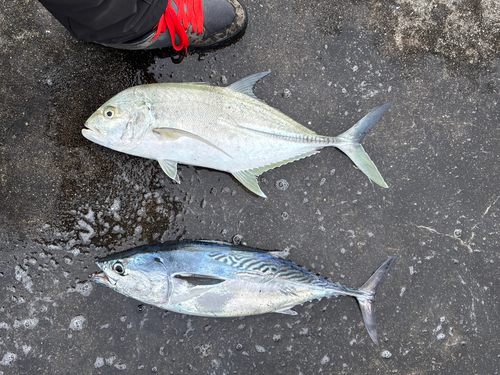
left=153, top=0, right=204, bottom=53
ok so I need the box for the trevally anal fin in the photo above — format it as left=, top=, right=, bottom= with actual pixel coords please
left=232, top=170, right=267, bottom=198
left=232, top=150, right=320, bottom=198
left=228, top=71, right=271, bottom=101
left=249, top=150, right=320, bottom=176
left=158, top=159, right=180, bottom=183
left=154, top=128, right=233, bottom=159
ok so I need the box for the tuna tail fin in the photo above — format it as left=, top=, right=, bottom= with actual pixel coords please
left=355, top=256, right=398, bottom=344
left=334, top=102, right=394, bottom=188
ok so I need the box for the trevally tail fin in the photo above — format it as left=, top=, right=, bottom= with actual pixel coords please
left=334, top=102, right=394, bottom=188
left=355, top=256, right=398, bottom=344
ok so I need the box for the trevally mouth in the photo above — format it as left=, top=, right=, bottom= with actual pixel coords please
left=82, top=123, right=103, bottom=141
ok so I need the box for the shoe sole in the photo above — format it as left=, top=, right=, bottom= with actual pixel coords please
left=100, top=0, right=248, bottom=52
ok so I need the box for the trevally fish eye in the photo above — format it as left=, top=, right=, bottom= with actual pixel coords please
left=104, top=108, right=115, bottom=118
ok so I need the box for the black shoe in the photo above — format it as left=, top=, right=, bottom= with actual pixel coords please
left=101, top=0, right=247, bottom=52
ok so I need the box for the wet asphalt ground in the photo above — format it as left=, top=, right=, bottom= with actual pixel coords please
left=1, top=0, right=499, bottom=373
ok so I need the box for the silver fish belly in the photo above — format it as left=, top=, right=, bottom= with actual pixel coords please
left=91, top=240, right=397, bottom=344
left=82, top=72, right=394, bottom=197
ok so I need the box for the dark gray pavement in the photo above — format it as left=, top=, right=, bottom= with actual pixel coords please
left=1, top=0, right=499, bottom=373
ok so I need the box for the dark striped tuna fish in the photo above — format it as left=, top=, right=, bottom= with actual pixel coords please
left=91, top=241, right=397, bottom=344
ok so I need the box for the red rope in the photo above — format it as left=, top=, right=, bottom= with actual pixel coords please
left=153, top=0, right=204, bottom=53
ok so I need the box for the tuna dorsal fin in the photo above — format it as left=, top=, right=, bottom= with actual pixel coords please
left=227, top=71, right=271, bottom=100
left=158, top=159, right=180, bottom=183
left=153, top=128, right=232, bottom=159
left=174, top=274, right=226, bottom=286
left=274, top=308, right=298, bottom=315
left=268, top=249, right=289, bottom=259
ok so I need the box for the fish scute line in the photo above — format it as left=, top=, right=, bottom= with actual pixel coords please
left=235, top=124, right=329, bottom=144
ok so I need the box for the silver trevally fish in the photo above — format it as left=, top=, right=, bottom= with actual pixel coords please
left=82, top=72, right=394, bottom=198
left=91, top=240, right=397, bottom=344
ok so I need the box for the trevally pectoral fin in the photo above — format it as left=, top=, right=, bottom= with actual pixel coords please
left=233, top=170, right=267, bottom=198
left=228, top=71, right=271, bottom=101
left=153, top=128, right=233, bottom=159
left=158, top=159, right=180, bottom=183
left=274, top=308, right=298, bottom=316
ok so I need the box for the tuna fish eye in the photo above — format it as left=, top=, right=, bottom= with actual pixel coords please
left=113, top=262, right=126, bottom=275
left=104, top=108, right=115, bottom=118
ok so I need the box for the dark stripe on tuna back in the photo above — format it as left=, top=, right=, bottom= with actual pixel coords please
left=276, top=266, right=328, bottom=286
left=209, top=252, right=329, bottom=286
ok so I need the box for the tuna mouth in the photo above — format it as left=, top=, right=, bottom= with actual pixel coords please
left=90, top=272, right=115, bottom=285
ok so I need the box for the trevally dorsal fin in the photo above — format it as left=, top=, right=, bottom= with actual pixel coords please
left=158, top=159, right=180, bottom=183
left=227, top=71, right=271, bottom=101
left=153, top=128, right=233, bottom=159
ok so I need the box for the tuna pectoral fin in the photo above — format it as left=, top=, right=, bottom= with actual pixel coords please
left=232, top=170, right=267, bottom=198
left=356, top=256, right=398, bottom=344
left=153, top=128, right=232, bottom=159
left=158, top=159, right=180, bottom=183
left=274, top=308, right=298, bottom=315
left=335, top=102, right=394, bottom=188
left=174, top=274, right=226, bottom=286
